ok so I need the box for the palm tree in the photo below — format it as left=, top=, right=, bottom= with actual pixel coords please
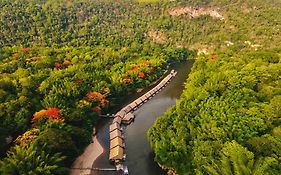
left=0, top=143, right=67, bottom=175
left=204, top=141, right=278, bottom=175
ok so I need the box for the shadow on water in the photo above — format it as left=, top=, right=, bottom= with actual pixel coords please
left=91, top=60, right=194, bottom=175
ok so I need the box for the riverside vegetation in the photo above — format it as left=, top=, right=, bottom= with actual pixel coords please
left=0, top=0, right=280, bottom=175
left=147, top=0, right=281, bottom=175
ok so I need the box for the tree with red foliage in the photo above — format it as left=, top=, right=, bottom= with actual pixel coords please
left=143, top=61, right=151, bottom=65
left=20, top=48, right=31, bottom=52
left=138, top=72, right=145, bottom=78
left=54, top=62, right=62, bottom=69
left=84, top=91, right=109, bottom=113
left=32, top=108, right=63, bottom=124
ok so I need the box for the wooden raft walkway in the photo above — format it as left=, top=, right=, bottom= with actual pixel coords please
left=108, top=70, right=178, bottom=165
left=71, top=167, right=116, bottom=171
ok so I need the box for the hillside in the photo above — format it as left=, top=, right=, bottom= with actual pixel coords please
left=148, top=51, right=281, bottom=174
left=0, top=0, right=194, bottom=174
left=148, top=0, right=281, bottom=175
left=0, top=0, right=280, bottom=174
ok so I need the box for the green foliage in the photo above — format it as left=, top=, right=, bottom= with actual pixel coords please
left=0, top=0, right=280, bottom=173
left=148, top=51, right=281, bottom=174
left=204, top=141, right=280, bottom=175
left=204, top=141, right=254, bottom=175
left=0, top=0, right=195, bottom=170
left=0, top=143, right=67, bottom=175
left=35, top=128, right=78, bottom=164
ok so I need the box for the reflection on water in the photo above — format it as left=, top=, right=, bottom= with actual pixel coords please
left=91, top=60, right=194, bottom=175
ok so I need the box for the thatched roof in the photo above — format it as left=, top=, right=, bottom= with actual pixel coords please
left=122, top=112, right=135, bottom=124
left=135, top=99, right=143, bottom=105
left=128, top=102, right=137, bottom=109
left=110, top=129, right=122, bottom=140
left=113, top=116, right=122, bottom=124
left=115, top=110, right=126, bottom=118
left=144, top=93, right=151, bottom=98
left=110, top=137, right=124, bottom=149
left=122, top=106, right=132, bottom=113
left=140, top=96, right=147, bottom=102
left=109, top=146, right=124, bottom=160
left=109, top=122, right=120, bottom=132
left=155, top=86, right=161, bottom=91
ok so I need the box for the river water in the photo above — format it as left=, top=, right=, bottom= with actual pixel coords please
left=90, top=60, right=194, bottom=175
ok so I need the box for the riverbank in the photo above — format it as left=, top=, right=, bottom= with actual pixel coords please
left=70, top=135, right=104, bottom=175
left=89, top=60, right=194, bottom=175
left=69, top=67, right=174, bottom=175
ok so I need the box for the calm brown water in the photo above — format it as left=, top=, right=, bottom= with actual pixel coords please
left=91, top=60, right=194, bottom=175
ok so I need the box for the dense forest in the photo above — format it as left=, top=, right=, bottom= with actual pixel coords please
left=148, top=50, right=281, bottom=174
left=0, top=0, right=280, bottom=174
left=147, top=0, right=281, bottom=175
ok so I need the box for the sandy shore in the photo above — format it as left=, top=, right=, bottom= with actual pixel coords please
left=70, top=135, right=104, bottom=175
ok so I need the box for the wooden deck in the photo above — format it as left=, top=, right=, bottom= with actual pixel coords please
left=71, top=167, right=116, bottom=171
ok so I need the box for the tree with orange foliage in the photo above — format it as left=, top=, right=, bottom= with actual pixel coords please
left=63, top=60, right=71, bottom=66
left=20, top=48, right=31, bottom=52
left=208, top=54, right=218, bottom=61
left=86, top=91, right=104, bottom=101
left=143, top=61, right=151, bottom=65
left=123, top=77, right=133, bottom=84
left=32, top=108, right=63, bottom=124
left=138, top=72, right=145, bottom=78
left=83, top=91, right=109, bottom=113
left=62, top=60, right=71, bottom=67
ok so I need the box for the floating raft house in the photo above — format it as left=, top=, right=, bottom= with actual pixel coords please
left=109, top=122, right=121, bottom=132
left=122, top=112, right=135, bottom=124
left=108, top=70, right=177, bottom=164
left=110, top=129, right=122, bottom=140
left=110, top=137, right=124, bottom=149
left=109, top=146, right=124, bottom=161
left=113, top=116, right=122, bottom=124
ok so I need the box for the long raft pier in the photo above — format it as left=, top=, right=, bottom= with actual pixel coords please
left=108, top=70, right=177, bottom=171
left=71, top=167, right=116, bottom=171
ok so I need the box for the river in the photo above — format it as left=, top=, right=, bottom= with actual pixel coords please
left=80, top=60, right=194, bottom=175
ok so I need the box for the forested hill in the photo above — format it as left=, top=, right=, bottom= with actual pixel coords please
left=0, top=0, right=196, bottom=174
left=0, top=0, right=280, bottom=51
left=147, top=0, right=281, bottom=175
left=148, top=51, right=281, bottom=174
left=0, top=0, right=280, bottom=174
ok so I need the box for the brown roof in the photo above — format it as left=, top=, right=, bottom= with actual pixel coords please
left=109, top=146, right=124, bottom=160
left=122, top=112, right=135, bottom=122
left=122, top=106, right=132, bottom=113
left=159, top=82, right=164, bottom=87
left=135, top=99, right=143, bottom=105
left=144, top=93, right=151, bottom=98
left=152, top=88, right=157, bottom=93
left=112, top=116, right=122, bottom=124
left=110, top=137, right=124, bottom=149
left=128, top=102, right=137, bottom=109
left=115, top=110, right=126, bottom=118
left=110, top=129, right=122, bottom=140
left=109, top=122, right=120, bottom=132
left=140, top=96, right=147, bottom=102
